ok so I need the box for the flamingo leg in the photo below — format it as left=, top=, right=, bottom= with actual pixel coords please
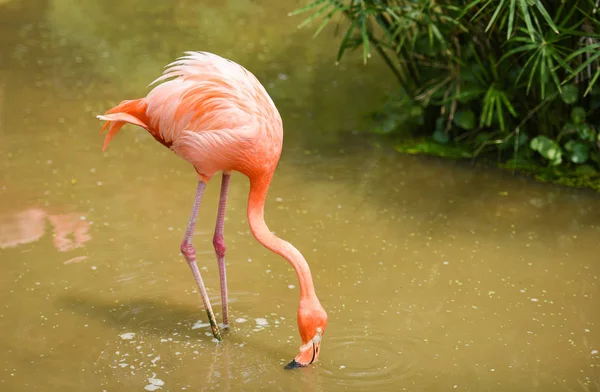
left=213, top=172, right=231, bottom=327
left=181, top=181, right=222, bottom=341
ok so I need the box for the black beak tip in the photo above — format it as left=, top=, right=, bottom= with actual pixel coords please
left=284, top=359, right=303, bottom=370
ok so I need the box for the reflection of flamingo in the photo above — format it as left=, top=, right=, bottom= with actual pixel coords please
left=0, top=208, right=90, bottom=252
left=97, top=52, right=327, bottom=368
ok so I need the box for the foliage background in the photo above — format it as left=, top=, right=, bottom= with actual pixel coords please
left=294, top=0, right=600, bottom=190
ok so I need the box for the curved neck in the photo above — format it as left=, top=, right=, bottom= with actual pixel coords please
left=247, top=173, right=317, bottom=300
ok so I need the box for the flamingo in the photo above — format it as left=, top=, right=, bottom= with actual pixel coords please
left=97, top=51, right=327, bottom=369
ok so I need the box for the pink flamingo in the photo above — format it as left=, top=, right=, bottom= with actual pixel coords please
left=97, top=52, right=327, bottom=369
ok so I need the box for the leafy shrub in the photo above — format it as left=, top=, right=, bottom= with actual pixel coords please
left=292, top=0, right=600, bottom=174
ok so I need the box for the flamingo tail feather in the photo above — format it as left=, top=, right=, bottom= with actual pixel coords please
left=96, top=99, right=149, bottom=151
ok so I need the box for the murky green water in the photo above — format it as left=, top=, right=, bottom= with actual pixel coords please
left=2, top=1, right=600, bottom=391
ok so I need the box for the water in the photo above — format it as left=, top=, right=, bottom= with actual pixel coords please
left=1, top=1, right=600, bottom=391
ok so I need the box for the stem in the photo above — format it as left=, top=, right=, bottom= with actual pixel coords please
left=334, top=1, right=412, bottom=93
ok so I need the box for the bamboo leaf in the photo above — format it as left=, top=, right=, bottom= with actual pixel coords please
left=569, top=51, right=600, bottom=77
left=507, top=0, right=516, bottom=39
left=496, top=98, right=506, bottom=131
left=533, top=0, right=559, bottom=34
left=429, top=23, right=446, bottom=47
left=518, top=0, right=536, bottom=40
left=288, top=0, right=328, bottom=16
left=337, top=17, right=360, bottom=62
left=539, top=48, right=547, bottom=98
left=564, top=44, right=600, bottom=62
left=312, top=10, right=337, bottom=38
left=486, top=0, right=508, bottom=32
left=360, top=16, right=371, bottom=64
left=584, top=69, right=600, bottom=97
left=544, top=54, right=562, bottom=94
left=374, top=15, right=394, bottom=42
left=499, top=92, right=518, bottom=117
left=464, top=0, right=493, bottom=21
left=500, top=44, right=540, bottom=62
left=296, top=2, right=334, bottom=29
left=526, top=51, right=542, bottom=94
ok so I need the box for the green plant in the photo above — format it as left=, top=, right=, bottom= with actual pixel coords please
left=291, top=0, right=600, bottom=183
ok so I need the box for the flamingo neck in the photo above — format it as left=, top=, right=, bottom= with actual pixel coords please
left=247, top=173, right=317, bottom=300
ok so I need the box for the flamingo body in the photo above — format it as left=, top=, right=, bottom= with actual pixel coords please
left=100, top=52, right=282, bottom=181
left=97, top=52, right=327, bottom=369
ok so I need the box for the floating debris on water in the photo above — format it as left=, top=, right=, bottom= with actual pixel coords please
left=235, top=318, right=247, bottom=323
left=119, top=332, right=136, bottom=340
left=255, top=318, right=269, bottom=326
left=192, top=321, right=210, bottom=330
left=63, top=256, right=89, bottom=264
left=144, top=373, right=165, bottom=391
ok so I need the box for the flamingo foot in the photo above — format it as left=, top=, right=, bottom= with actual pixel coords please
left=284, top=359, right=306, bottom=370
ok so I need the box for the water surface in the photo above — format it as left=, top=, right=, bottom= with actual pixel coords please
left=1, top=1, right=600, bottom=391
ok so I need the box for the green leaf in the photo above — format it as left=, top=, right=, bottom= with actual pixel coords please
left=486, top=0, right=507, bottom=33
left=563, top=43, right=600, bottom=63
left=435, top=117, right=445, bottom=132
left=453, top=110, right=476, bottom=130
left=564, top=140, right=589, bottom=164
left=532, top=0, right=559, bottom=34
left=288, top=0, right=327, bottom=16
left=530, top=135, right=563, bottom=165
left=312, top=9, right=339, bottom=38
left=507, top=0, right=516, bottom=38
left=433, top=129, right=450, bottom=144
left=584, top=68, right=600, bottom=97
left=570, top=107, right=586, bottom=124
left=518, top=0, right=536, bottom=39
left=295, top=2, right=334, bottom=29
left=575, top=123, right=595, bottom=142
left=517, top=132, right=529, bottom=146
left=475, top=132, right=492, bottom=144
left=359, top=16, right=371, bottom=65
left=336, top=17, right=359, bottom=62
left=561, top=84, right=579, bottom=104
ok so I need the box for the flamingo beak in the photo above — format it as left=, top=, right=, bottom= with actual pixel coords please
left=284, top=331, right=322, bottom=369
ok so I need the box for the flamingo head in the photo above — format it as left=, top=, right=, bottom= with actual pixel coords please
left=284, top=298, right=328, bottom=369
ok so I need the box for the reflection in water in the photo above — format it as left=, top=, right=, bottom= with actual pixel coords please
left=0, top=208, right=90, bottom=252
left=1, top=0, right=600, bottom=391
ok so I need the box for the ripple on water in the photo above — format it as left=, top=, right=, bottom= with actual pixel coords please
left=319, top=331, right=420, bottom=388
